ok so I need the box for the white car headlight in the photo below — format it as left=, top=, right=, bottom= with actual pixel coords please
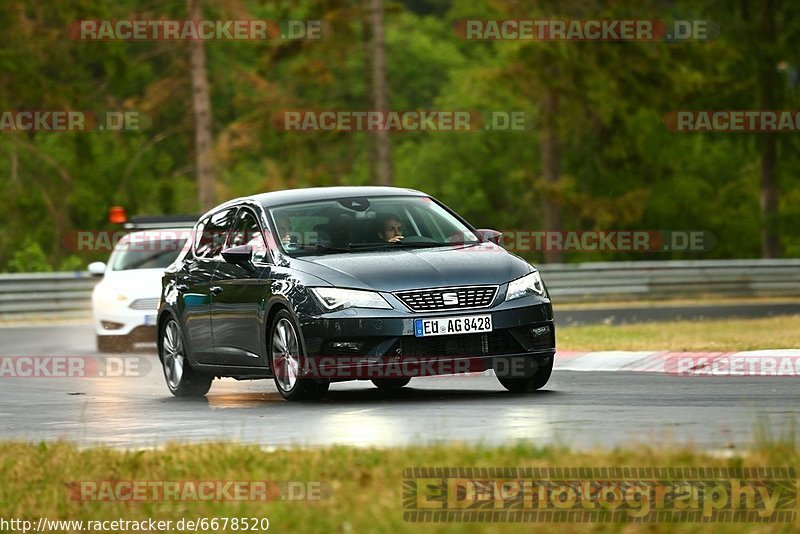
left=310, top=288, right=392, bottom=311
left=506, top=271, right=546, bottom=301
left=93, top=284, right=128, bottom=306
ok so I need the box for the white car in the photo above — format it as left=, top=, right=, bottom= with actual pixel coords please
left=90, top=230, right=188, bottom=352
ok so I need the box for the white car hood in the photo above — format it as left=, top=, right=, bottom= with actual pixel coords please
left=95, top=268, right=165, bottom=300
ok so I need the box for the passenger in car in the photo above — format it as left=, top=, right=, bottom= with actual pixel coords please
left=275, top=216, right=293, bottom=245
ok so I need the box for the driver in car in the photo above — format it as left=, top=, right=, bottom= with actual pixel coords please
left=376, top=213, right=404, bottom=243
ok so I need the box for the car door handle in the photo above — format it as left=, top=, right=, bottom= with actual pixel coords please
left=210, top=286, right=223, bottom=295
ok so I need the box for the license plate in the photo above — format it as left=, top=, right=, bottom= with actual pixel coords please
left=414, top=315, right=492, bottom=337
left=144, top=314, right=157, bottom=326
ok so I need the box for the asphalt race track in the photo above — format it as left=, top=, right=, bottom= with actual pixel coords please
left=1, top=323, right=798, bottom=451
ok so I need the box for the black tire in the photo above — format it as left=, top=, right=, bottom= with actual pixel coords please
left=269, top=310, right=329, bottom=401
left=160, top=318, right=213, bottom=397
left=96, top=334, right=132, bottom=353
left=372, top=378, right=411, bottom=390
left=497, top=360, right=553, bottom=393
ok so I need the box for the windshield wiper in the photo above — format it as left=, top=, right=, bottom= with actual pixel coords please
left=348, top=241, right=471, bottom=250
left=287, top=243, right=351, bottom=254
left=291, top=241, right=480, bottom=254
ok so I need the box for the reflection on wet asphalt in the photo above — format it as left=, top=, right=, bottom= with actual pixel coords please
left=1, top=323, right=798, bottom=450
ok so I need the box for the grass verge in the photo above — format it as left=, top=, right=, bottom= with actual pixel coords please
left=557, top=315, right=800, bottom=351
left=1, top=441, right=799, bottom=532
left=554, top=296, right=800, bottom=310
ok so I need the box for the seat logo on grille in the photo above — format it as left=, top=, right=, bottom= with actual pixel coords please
left=442, top=292, right=459, bottom=306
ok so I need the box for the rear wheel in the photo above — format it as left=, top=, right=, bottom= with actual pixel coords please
left=497, top=360, right=553, bottom=393
left=372, top=378, right=411, bottom=390
left=270, top=310, right=329, bottom=401
left=160, top=318, right=212, bottom=397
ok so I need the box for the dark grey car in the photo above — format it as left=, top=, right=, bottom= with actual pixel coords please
left=157, top=186, right=555, bottom=400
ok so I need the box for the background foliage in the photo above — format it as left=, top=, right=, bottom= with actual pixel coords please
left=1, top=0, right=799, bottom=270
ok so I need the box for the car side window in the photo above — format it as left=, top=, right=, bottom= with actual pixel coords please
left=192, top=217, right=209, bottom=258
left=194, top=208, right=236, bottom=259
left=229, top=208, right=269, bottom=263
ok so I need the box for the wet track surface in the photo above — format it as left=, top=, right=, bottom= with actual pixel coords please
left=1, top=323, right=798, bottom=450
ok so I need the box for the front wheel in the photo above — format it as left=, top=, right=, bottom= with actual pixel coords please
left=160, top=318, right=212, bottom=397
left=497, top=360, right=553, bottom=393
left=270, top=310, right=329, bottom=401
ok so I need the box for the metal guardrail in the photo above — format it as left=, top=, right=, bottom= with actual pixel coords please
left=0, top=259, right=798, bottom=318
left=0, top=272, right=98, bottom=318
left=539, top=259, right=800, bottom=302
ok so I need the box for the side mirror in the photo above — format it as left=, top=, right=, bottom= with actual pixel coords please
left=88, top=261, right=106, bottom=277
left=222, top=244, right=254, bottom=268
left=476, top=229, right=503, bottom=245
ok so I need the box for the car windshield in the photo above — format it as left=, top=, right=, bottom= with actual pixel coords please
left=269, top=196, right=480, bottom=256
left=110, top=237, right=187, bottom=270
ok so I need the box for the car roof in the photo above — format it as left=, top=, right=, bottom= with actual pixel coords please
left=196, top=186, right=429, bottom=223
left=123, top=215, right=197, bottom=230
left=254, top=185, right=428, bottom=207
left=117, top=228, right=192, bottom=243
left=211, top=186, right=427, bottom=212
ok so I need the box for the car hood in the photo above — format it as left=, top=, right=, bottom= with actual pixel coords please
left=289, top=243, right=532, bottom=292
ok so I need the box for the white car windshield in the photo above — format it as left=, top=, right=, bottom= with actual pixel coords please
left=109, top=237, right=187, bottom=271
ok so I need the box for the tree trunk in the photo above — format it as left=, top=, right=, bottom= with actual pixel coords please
left=370, top=0, right=392, bottom=185
left=188, top=0, right=216, bottom=211
left=758, top=0, right=780, bottom=258
left=362, top=0, right=377, bottom=183
left=539, top=87, right=563, bottom=263
left=10, top=150, right=18, bottom=185
left=760, top=135, right=779, bottom=258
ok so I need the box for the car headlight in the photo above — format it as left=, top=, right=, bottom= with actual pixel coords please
left=506, top=271, right=546, bottom=301
left=310, top=288, right=392, bottom=311
left=93, top=284, right=129, bottom=306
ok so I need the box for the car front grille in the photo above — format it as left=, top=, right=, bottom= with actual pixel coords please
left=129, top=298, right=160, bottom=310
left=394, top=285, right=498, bottom=312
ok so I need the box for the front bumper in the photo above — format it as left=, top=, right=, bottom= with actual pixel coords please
left=297, top=299, right=555, bottom=380
left=92, top=304, right=159, bottom=337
